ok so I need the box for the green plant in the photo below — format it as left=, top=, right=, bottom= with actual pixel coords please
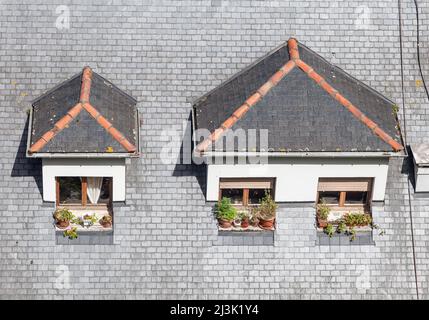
left=336, top=221, right=347, bottom=234
left=63, top=227, right=78, bottom=240
left=53, top=208, right=74, bottom=222
left=347, top=227, right=356, bottom=242
left=343, top=212, right=372, bottom=227
left=84, top=213, right=98, bottom=224
left=238, top=210, right=250, bottom=220
left=392, top=104, right=399, bottom=116
left=257, top=191, right=277, bottom=221
left=324, top=224, right=334, bottom=237
left=316, top=200, right=330, bottom=220
left=215, top=197, right=237, bottom=221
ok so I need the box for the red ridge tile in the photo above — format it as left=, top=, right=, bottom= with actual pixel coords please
left=83, top=102, right=100, bottom=119
left=210, top=128, right=225, bottom=142
left=221, top=116, right=237, bottom=130
left=245, top=92, right=262, bottom=107
left=232, top=104, right=250, bottom=119
left=80, top=66, right=93, bottom=103
left=288, top=38, right=300, bottom=60
left=96, top=114, right=113, bottom=130
left=257, top=81, right=274, bottom=97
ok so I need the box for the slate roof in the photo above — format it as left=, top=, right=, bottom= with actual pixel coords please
left=193, top=38, right=404, bottom=153
left=27, top=67, right=139, bottom=156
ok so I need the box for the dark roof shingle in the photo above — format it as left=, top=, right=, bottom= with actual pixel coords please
left=193, top=38, right=404, bottom=153
left=28, top=67, right=138, bottom=155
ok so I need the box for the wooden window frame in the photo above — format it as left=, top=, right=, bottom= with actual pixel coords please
left=316, top=178, right=373, bottom=212
left=55, top=177, right=112, bottom=208
left=218, top=178, right=275, bottom=206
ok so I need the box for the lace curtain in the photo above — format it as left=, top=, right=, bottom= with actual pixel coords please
left=87, top=177, right=103, bottom=204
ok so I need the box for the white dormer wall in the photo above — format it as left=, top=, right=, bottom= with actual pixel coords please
left=42, top=158, right=126, bottom=202
left=206, top=156, right=390, bottom=202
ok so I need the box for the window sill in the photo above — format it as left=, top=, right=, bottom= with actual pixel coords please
left=316, top=228, right=374, bottom=246
left=215, top=230, right=274, bottom=246
left=218, top=225, right=275, bottom=232
left=55, top=229, right=113, bottom=245
left=55, top=224, right=112, bottom=232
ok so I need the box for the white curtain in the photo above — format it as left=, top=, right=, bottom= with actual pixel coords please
left=87, top=177, right=103, bottom=204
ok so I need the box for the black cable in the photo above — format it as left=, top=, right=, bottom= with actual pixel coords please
left=414, top=0, right=429, bottom=102
left=398, top=0, right=419, bottom=300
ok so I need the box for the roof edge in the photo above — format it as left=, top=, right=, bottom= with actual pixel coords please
left=196, top=150, right=406, bottom=159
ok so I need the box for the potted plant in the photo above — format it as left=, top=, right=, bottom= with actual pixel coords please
left=53, top=208, right=74, bottom=229
left=324, top=223, right=334, bottom=237
left=82, top=213, right=97, bottom=227
left=99, top=215, right=113, bottom=228
left=240, top=210, right=250, bottom=229
left=63, top=227, right=78, bottom=240
left=249, top=207, right=259, bottom=227
left=343, top=212, right=372, bottom=227
left=233, top=211, right=244, bottom=228
left=215, top=197, right=237, bottom=228
left=336, top=220, right=347, bottom=234
left=257, top=192, right=277, bottom=230
left=316, top=201, right=330, bottom=228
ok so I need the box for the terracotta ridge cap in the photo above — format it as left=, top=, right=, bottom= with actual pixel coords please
left=196, top=59, right=296, bottom=153
left=288, top=38, right=300, bottom=61
left=28, top=103, right=83, bottom=153
left=82, top=103, right=137, bottom=153
left=295, top=59, right=403, bottom=152
left=80, top=66, right=93, bottom=103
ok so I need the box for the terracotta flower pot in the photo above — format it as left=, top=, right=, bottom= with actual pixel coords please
left=218, top=218, right=232, bottom=228
left=241, top=219, right=249, bottom=229
left=317, top=218, right=328, bottom=228
left=56, top=220, right=70, bottom=229
left=100, top=221, right=112, bottom=228
left=258, top=218, right=275, bottom=230
left=250, top=218, right=259, bottom=227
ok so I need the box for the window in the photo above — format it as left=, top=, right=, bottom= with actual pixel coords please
left=98, top=178, right=112, bottom=204
left=218, top=178, right=275, bottom=206
left=248, top=189, right=266, bottom=205
left=56, top=177, right=112, bottom=207
left=318, top=191, right=340, bottom=205
left=317, top=178, right=372, bottom=209
left=345, top=191, right=367, bottom=205
left=220, top=188, right=243, bottom=205
left=58, top=177, right=82, bottom=205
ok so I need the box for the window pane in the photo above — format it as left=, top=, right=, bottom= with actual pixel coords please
left=318, top=191, right=340, bottom=204
left=345, top=191, right=367, bottom=205
left=248, top=189, right=271, bottom=204
left=98, top=178, right=112, bottom=204
left=58, top=177, right=82, bottom=204
left=221, top=189, right=243, bottom=205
